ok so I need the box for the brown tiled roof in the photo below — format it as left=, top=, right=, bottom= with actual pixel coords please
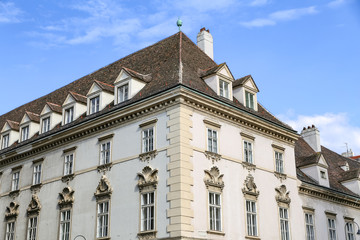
left=297, top=152, right=321, bottom=168
left=68, top=92, right=87, bottom=104
left=199, top=63, right=226, bottom=78
left=94, top=80, right=114, bottom=94
left=233, top=75, right=252, bottom=88
left=4, top=120, right=19, bottom=131
left=46, top=102, right=62, bottom=114
left=338, top=169, right=360, bottom=182
left=122, top=67, right=152, bottom=83
left=25, top=111, right=40, bottom=123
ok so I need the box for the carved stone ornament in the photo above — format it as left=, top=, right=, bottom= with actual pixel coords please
left=242, top=174, right=259, bottom=198
left=138, top=166, right=158, bottom=192
left=61, top=174, right=75, bottom=183
left=204, top=166, right=224, bottom=189
left=275, top=185, right=291, bottom=205
left=138, top=231, right=157, bottom=240
left=241, top=161, right=256, bottom=172
left=5, top=201, right=19, bottom=220
left=58, top=186, right=75, bottom=209
left=9, top=190, right=20, bottom=199
left=94, top=175, right=113, bottom=200
left=97, top=162, right=113, bottom=173
left=27, top=194, right=41, bottom=217
left=274, top=172, right=287, bottom=181
left=204, top=151, right=222, bottom=164
left=139, top=150, right=158, bottom=163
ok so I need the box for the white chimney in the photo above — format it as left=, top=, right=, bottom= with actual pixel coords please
left=301, top=125, right=321, bottom=152
left=197, top=28, right=214, bottom=60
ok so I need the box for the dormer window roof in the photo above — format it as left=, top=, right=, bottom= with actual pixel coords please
left=19, top=111, right=40, bottom=142
left=233, top=75, right=259, bottom=111
left=1, top=120, right=20, bottom=150
left=86, top=80, right=114, bottom=115
left=62, top=92, right=87, bottom=125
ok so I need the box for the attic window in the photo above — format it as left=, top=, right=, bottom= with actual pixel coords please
left=1, top=134, right=9, bottom=149
left=89, top=96, right=100, bottom=114
left=320, top=170, right=326, bottom=179
left=219, top=80, right=229, bottom=99
left=245, top=91, right=254, bottom=109
left=117, top=83, right=129, bottom=103
left=64, top=107, right=74, bottom=124
left=21, top=126, right=29, bottom=142
left=41, top=117, right=50, bottom=133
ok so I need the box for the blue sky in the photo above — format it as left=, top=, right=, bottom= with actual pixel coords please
left=1, top=0, right=360, bottom=154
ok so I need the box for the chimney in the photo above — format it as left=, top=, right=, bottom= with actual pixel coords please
left=301, top=125, right=321, bottom=152
left=197, top=28, right=214, bottom=60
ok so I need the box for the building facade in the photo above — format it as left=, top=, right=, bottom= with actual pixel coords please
left=0, top=29, right=359, bottom=240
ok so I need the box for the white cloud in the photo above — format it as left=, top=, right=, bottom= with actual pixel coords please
left=327, top=0, right=345, bottom=8
left=240, top=6, right=318, bottom=28
left=0, top=2, right=22, bottom=23
left=278, top=111, right=360, bottom=155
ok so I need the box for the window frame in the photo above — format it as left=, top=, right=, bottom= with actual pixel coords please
left=89, top=95, right=100, bottom=114
left=326, top=215, right=337, bottom=240
left=345, top=220, right=355, bottom=240
left=304, top=211, right=315, bottom=240
left=27, top=216, right=38, bottom=240
left=32, top=163, right=42, bottom=185
left=59, top=209, right=71, bottom=240
left=64, top=107, right=74, bottom=124
left=279, top=207, right=290, bottom=240
left=11, top=171, right=20, bottom=192
left=64, top=153, right=74, bottom=176
left=245, top=200, right=258, bottom=237
left=140, top=191, right=156, bottom=232
left=41, top=116, right=51, bottom=134
left=2, top=133, right=9, bottom=149
left=5, top=221, right=16, bottom=240
left=208, top=191, right=222, bottom=232
left=243, top=140, right=253, bottom=164
left=21, top=125, right=30, bottom=142
left=219, top=79, right=230, bottom=99
left=96, top=200, right=110, bottom=239
left=207, top=128, right=218, bottom=153
left=245, top=90, right=255, bottom=109
left=275, top=151, right=284, bottom=173
left=117, top=83, right=129, bottom=103
left=142, top=126, right=155, bottom=153
left=99, top=141, right=111, bottom=165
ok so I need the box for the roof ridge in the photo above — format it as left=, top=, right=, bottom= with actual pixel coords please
left=94, top=80, right=114, bottom=87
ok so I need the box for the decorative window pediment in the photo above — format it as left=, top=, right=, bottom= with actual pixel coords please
left=27, top=194, right=41, bottom=217
left=5, top=201, right=19, bottom=221
left=137, top=166, right=158, bottom=192
left=94, top=175, right=113, bottom=201
left=58, top=186, right=75, bottom=209
left=242, top=174, right=259, bottom=199
left=275, top=185, right=291, bottom=205
left=204, top=166, right=224, bottom=190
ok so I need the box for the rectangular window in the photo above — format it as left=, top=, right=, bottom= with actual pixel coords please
left=209, top=192, right=221, bottom=232
left=219, top=80, right=229, bottom=98
left=64, top=154, right=74, bottom=176
left=246, top=200, right=257, bottom=236
left=142, top=127, right=154, bottom=153
left=305, top=213, right=315, bottom=240
left=245, top=91, right=254, bottom=109
left=320, top=171, right=327, bottom=179
left=11, top=171, right=20, bottom=191
left=141, top=192, right=155, bottom=231
left=33, top=164, right=42, bottom=185
left=100, top=142, right=111, bottom=165
left=244, top=141, right=253, bottom=164
left=42, top=117, right=50, bottom=133
left=275, top=151, right=284, bottom=173
left=2, top=134, right=9, bottom=149
left=64, top=107, right=74, bottom=124
left=97, top=201, right=109, bottom=238
left=59, top=210, right=71, bottom=240
left=207, top=128, right=218, bottom=153
left=345, top=222, right=355, bottom=240
left=6, top=221, right=15, bottom=240
left=279, top=207, right=290, bottom=240
left=90, top=96, right=100, bottom=114
left=21, top=126, right=29, bottom=141
left=118, top=84, right=129, bottom=103
left=328, top=217, right=337, bottom=240
left=27, top=216, right=38, bottom=240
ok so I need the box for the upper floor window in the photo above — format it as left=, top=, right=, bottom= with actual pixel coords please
left=90, top=96, right=100, bottom=114
left=21, top=125, right=29, bottom=141
left=244, top=140, right=253, bottom=164
left=275, top=151, right=284, bottom=173
left=279, top=207, right=290, bottom=240
left=64, top=153, right=74, bottom=176
left=219, top=80, right=229, bottom=98
left=207, top=128, right=218, bottom=153
left=305, top=212, right=315, bottom=240
left=245, top=91, right=254, bottom=109
left=117, top=84, right=129, bottom=103
left=64, top=107, right=74, bottom=124
left=141, top=192, right=155, bottom=231
left=33, top=164, right=42, bottom=185
left=60, top=210, right=71, bottom=240
left=345, top=221, right=355, bottom=240
left=100, top=141, right=111, bottom=165
left=42, top=117, right=50, bottom=133
left=246, top=200, right=257, bottom=237
left=209, top=192, right=222, bottom=232
left=320, top=170, right=327, bottom=179
left=97, top=201, right=109, bottom=238
left=6, top=221, right=15, bottom=240
left=142, top=127, right=154, bottom=153
left=27, top=216, right=38, bottom=240
left=2, top=134, right=9, bottom=149
left=327, top=217, right=337, bottom=240
left=11, top=171, right=20, bottom=191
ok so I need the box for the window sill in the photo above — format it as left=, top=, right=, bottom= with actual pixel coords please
left=9, top=189, right=20, bottom=198
left=61, top=173, right=75, bottom=183
left=207, top=230, right=225, bottom=236
left=245, top=235, right=261, bottom=240
left=97, top=237, right=110, bottom=240
left=139, top=150, right=157, bottom=162
left=30, top=183, right=42, bottom=192
left=97, top=162, right=113, bottom=172
left=204, top=151, right=222, bottom=164
left=138, top=230, right=157, bottom=240
left=274, top=172, right=287, bottom=180
left=241, top=161, right=256, bottom=171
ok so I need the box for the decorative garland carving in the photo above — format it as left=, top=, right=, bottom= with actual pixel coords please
left=58, top=186, right=75, bottom=209
left=242, top=174, right=259, bottom=198
left=139, top=150, right=158, bottom=163
left=275, top=185, right=291, bottom=205
left=5, top=201, right=19, bottom=220
left=204, top=166, right=224, bottom=190
left=204, top=151, right=222, bottom=164
left=27, top=194, right=41, bottom=216
left=94, top=175, right=113, bottom=201
left=138, top=166, right=158, bottom=192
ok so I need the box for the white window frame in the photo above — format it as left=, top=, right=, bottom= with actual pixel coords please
left=209, top=192, right=222, bottom=232
left=117, top=83, right=129, bottom=103
left=27, top=216, right=38, bottom=240
left=21, top=125, right=29, bottom=142
left=142, top=127, right=154, bottom=153
left=141, top=191, right=155, bottom=232
left=59, top=209, right=71, bottom=240
left=219, top=79, right=229, bottom=99
left=279, top=207, right=290, bottom=240
left=6, top=221, right=15, bottom=240
left=246, top=200, right=258, bottom=236
left=345, top=221, right=355, bottom=240
left=2, top=133, right=9, bottom=149
left=320, top=170, right=327, bottom=179
left=244, top=140, right=253, bottom=164
left=32, top=163, right=42, bottom=185
left=64, top=107, right=74, bottom=124
left=305, top=212, right=315, bottom=240
left=100, top=141, right=111, bottom=165
left=327, top=216, right=337, bottom=240
left=97, top=201, right=110, bottom=238
left=64, top=153, right=74, bottom=176
left=90, top=96, right=100, bottom=114
left=275, top=151, right=284, bottom=173
left=11, top=171, right=20, bottom=191
left=207, top=128, right=218, bottom=153
left=245, top=91, right=255, bottom=109
left=41, top=117, right=51, bottom=133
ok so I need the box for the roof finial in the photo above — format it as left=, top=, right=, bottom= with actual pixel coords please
left=177, top=17, right=182, bottom=32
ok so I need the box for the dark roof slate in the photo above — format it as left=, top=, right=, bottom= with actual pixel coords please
left=25, top=111, right=40, bottom=123
left=46, top=102, right=62, bottom=114
left=94, top=80, right=114, bottom=94
left=68, top=92, right=87, bottom=104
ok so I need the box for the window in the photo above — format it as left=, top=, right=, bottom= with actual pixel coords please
left=117, top=84, right=129, bottom=103
left=27, top=217, right=38, bottom=240
left=33, top=164, right=42, bottom=185
left=97, top=201, right=109, bottom=238
left=327, top=217, right=337, bottom=240
left=42, top=117, right=50, bottom=133
left=21, top=126, right=29, bottom=141
left=345, top=222, right=355, bottom=240
left=275, top=151, right=284, bottom=173
left=11, top=171, right=20, bottom=191
left=2, top=134, right=9, bottom=149
left=320, top=171, right=327, bottom=179
left=90, top=96, right=100, bottom=114
left=100, top=142, right=111, bottom=165
left=207, top=128, right=218, bottom=153
left=59, top=210, right=71, bottom=240
left=142, top=127, right=154, bottom=153
left=244, top=140, right=253, bottom=164
left=6, top=221, right=15, bottom=240
left=141, top=192, right=155, bottom=231
left=219, top=80, right=229, bottom=98
left=279, top=207, right=290, bottom=240
left=246, top=200, right=257, bottom=236
left=209, top=192, right=221, bottom=231
left=305, top=213, right=315, bottom=240
left=245, top=91, right=254, bottom=109
left=64, top=107, right=74, bottom=124
left=64, top=154, right=74, bottom=176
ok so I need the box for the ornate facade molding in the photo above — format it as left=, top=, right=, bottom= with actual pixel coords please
left=58, top=186, right=75, bottom=209
left=204, top=151, right=222, bottom=164
left=275, top=185, right=291, bottom=205
left=241, top=161, right=256, bottom=172
left=137, top=166, right=158, bottom=192
left=5, top=201, right=19, bottom=221
left=27, top=194, right=41, bottom=217
left=61, top=173, right=75, bottom=183
left=204, top=166, right=224, bottom=190
left=137, top=231, right=157, bottom=240
left=97, top=162, right=113, bottom=173
left=94, top=175, right=113, bottom=201
left=139, top=150, right=158, bottom=163
left=9, top=190, right=20, bottom=198
left=274, top=172, right=287, bottom=181
left=242, top=174, right=259, bottom=198
left=30, top=183, right=42, bottom=193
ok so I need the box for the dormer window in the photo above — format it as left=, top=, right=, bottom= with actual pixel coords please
left=117, top=83, right=129, bottom=103
left=320, top=170, right=327, bottom=179
left=90, top=96, right=100, bottom=114
left=41, top=117, right=50, bottom=133
left=64, top=107, right=74, bottom=124
left=233, top=75, right=259, bottom=111
left=219, top=80, right=229, bottom=98
left=1, top=134, right=9, bottom=149
left=21, top=126, right=29, bottom=142
left=245, top=91, right=254, bottom=109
